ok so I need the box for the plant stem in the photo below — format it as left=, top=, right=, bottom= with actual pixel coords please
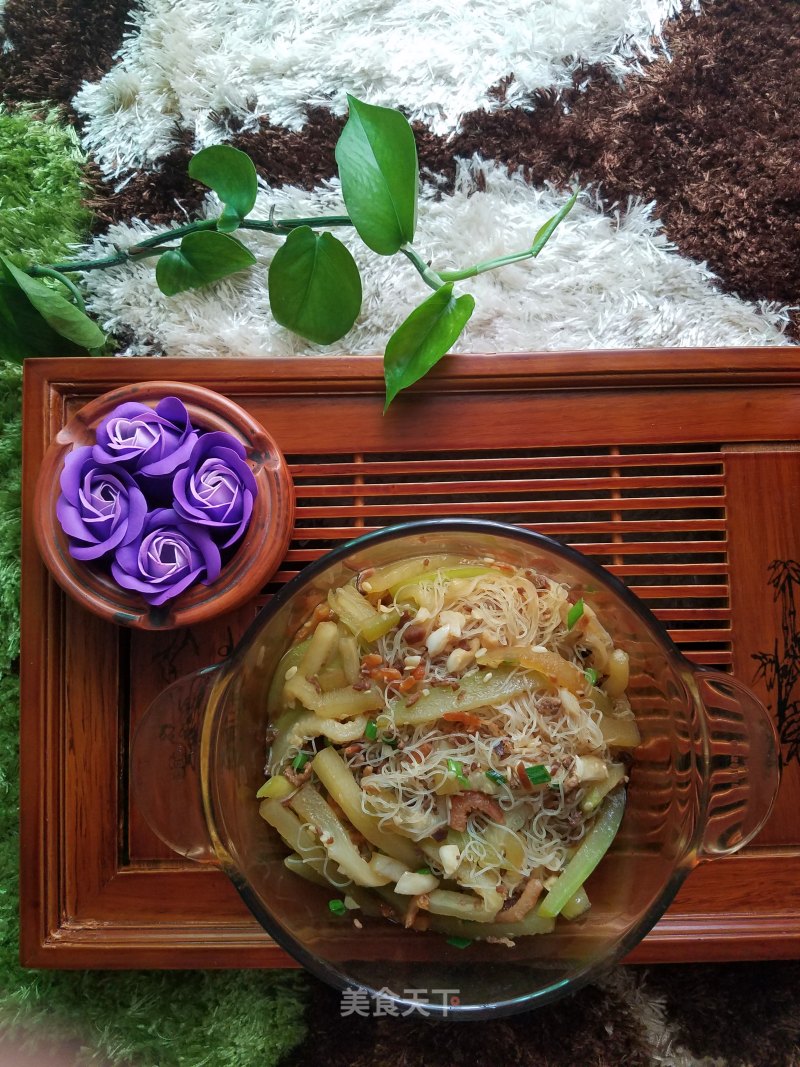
left=399, top=245, right=445, bottom=291
left=130, top=218, right=218, bottom=249
left=31, top=252, right=129, bottom=273
left=439, top=190, right=579, bottom=282
left=27, top=214, right=355, bottom=278
left=27, top=266, right=87, bottom=310
left=438, top=248, right=542, bottom=282
left=248, top=215, right=353, bottom=232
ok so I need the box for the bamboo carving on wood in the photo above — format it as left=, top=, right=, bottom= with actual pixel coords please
left=752, top=559, right=800, bottom=769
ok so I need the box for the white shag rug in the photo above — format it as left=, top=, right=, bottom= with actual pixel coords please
left=75, top=0, right=687, bottom=178
left=83, top=159, right=789, bottom=359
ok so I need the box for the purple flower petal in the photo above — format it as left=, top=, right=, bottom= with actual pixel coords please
left=172, top=432, right=258, bottom=548
left=56, top=449, right=148, bottom=562
left=119, top=483, right=149, bottom=547
left=92, top=398, right=198, bottom=478
left=111, top=507, right=221, bottom=604
left=146, top=567, right=205, bottom=606
left=59, top=445, right=94, bottom=500
left=154, top=396, right=191, bottom=425
left=137, top=428, right=198, bottom=477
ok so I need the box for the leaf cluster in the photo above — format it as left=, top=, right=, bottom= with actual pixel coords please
left=3, top=97, right=578, bottom=406
left=0, top=255, right=103, bottom=361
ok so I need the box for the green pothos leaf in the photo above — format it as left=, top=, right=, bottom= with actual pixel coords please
left=0, top=256, right=104, bottom=361
left=189, top=144, right=259, bottom=232
left=335, top=95, right=418, bottom=256
left=268, top=226, right=362, bottom=345
left=155, top=229, right=257, bottom=296
left=383, top=283, right=475, bottom=410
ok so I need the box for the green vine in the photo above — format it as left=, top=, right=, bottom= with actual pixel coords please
left=1, top=96, right=577, bottom=407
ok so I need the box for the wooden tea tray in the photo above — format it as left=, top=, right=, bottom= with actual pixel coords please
left=20, top=351, right=800, bottom=968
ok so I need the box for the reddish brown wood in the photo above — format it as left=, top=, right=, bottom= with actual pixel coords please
left=291, top=452, right=727, bottom=477
left=19, top=349, right=800, bottom=968
left=31, top=380, right=294, bottom=631
left=724, top=447, right=800, bottom=849
left=293, top=474, right=725, bottom=497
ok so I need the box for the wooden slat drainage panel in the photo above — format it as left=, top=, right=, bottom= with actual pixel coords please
left=267, top=445, right=730, bottom=668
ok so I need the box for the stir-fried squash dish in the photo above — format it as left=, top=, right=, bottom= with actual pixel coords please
left=257, top=554, right=640, bottom=943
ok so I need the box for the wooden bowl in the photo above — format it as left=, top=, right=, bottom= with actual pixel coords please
left=33, top=381, right=294, bottom=630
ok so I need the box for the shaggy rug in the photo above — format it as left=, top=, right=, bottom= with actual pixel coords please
left=1, top=0, right=799, bottom=1064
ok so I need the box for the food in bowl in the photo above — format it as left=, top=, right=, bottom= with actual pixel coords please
left=257, top=553, right=641, bottom=943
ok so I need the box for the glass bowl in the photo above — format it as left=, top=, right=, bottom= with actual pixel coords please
left=132, top=519, right=779, bottom=1017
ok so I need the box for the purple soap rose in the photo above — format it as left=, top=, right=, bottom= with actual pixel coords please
left=56, top=446, right=148, bottom=561
left=93, top=397, right=198, bottom=479
left=111, top=508, right=222, bottom=606
left=173, top=431, right=258, bottom=548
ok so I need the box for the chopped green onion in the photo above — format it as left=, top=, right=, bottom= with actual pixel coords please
left=292, top=752, right=310, bottom=772
left=447, top=758, right=470, bottom=786
left=364, top=719, right=378, bottom=741
left=446, top=936, right=473, bottom=949
left=567, top=598, right=585, bottom=631
left=584, top=667, right=598, bottom=686
left=382, top=736, right=398, bottom=749
left=416, top=866, right=432, bottom=876
left=485, top=769, right=507, bottom=786
left=525, top=764, right=552, bottom=787
left=328, top=899, right=347, bottom=916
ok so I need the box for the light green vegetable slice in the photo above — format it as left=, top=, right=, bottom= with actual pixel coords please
left=317, top=662, right=348, bottom=692
left=289, top=783, right=390, bottom=888
left=480, top=646, right=586, bottom=695
left=267, top=638, right=311, bottom=712
left=589, top=684, right=613, bottom=716
left=259, top=797, right=320, bottom=858
left=339, top=634, right=360, bottom=684
left=312, top=685, right=384, bottom=720
left=538, top=789, right=626, bottom=919
left=391, top=667, right=527, bottom=727
left=312, top=747, right=420, bottom=866
left=297, top=621, right=340, bottom=678
left=599, top=715, right=641, bottom=749
left=359, top=607, right=402, bottom=643
left=283, top=672, right=323, bottom=712
left=256, top=774, right=295, bottom=800
left=581, top=762, right=626, bottom=814
left=267, top=706, right=307, bottom=770
left=425, top=888, right=503, bottom=923
left=328, top=583, right=401, bottom=642
left=391, top=564, right=495, bottom=599
left=284, top=852, right=331, bottom=888
left=361, top=555, right=460, bottom=594
left=328, top=584, right=376, bottom=633
left=561, top=887, right=591, bottom=920
left=269, top=713, right=369, bottom=772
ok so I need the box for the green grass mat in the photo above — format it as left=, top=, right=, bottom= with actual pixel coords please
left=0, top=107, right=309, bottom=1067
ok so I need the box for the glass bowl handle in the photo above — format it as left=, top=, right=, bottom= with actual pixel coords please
left=693, top=668, right=781, bottom=857
left=131, top=664, right=223, bottom=864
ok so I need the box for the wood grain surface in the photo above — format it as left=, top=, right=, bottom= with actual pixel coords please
left=19, top=349, right=800, bottom=967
